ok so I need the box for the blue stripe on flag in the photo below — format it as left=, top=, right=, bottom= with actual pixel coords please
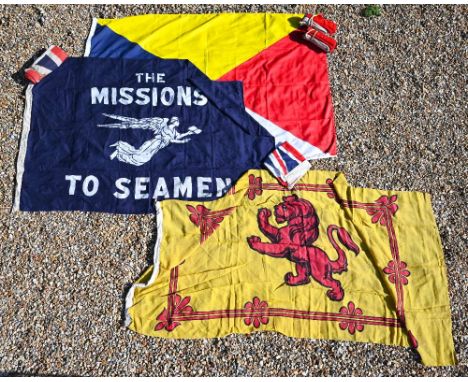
left=278, top=147, right=300, bottom=172
left=36, top=55, right=58, bottom=71
left=90, top=23, right=155, bottom=59
left=264, top=156, right=282, bottom=178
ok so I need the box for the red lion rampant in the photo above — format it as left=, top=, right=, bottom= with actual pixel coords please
left=247, top=195, right=360, bottom=301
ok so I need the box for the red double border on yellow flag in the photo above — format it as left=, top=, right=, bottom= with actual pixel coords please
left=125, top=170, right=456, bottom=366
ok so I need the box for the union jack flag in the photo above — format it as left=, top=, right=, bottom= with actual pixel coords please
left=24, top=45, right=68, bottom=84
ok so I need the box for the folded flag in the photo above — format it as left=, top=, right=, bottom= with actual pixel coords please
left=15, top=56, right=281, bottom=213
left=303, top=27, right=337, bottom=53
left=24, top=45, right=68, bottom=84
left=264, top=141, right=311, bottom=188
left=125, top=170, right=456, bottom=366
left=84, top=13, right=338, bottom=169
left=299, top=13, right=337, bottom=35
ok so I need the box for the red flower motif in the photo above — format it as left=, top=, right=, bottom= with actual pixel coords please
left=338, top=301, right=364, bottom=334
left=383, top=260, right=410, bottom=285
left=155, top=294, right=193, bottom=332
left=246, top=174, right=263, bottom=200
left=325, top=178, right=336, bottom=199
left=243, top=297, right=269, bottom=328
left=186, top=205, right=235, bottom=243
left=187, top=205, right=209, bottom=227
left=366, top=195, right=398, bottom=225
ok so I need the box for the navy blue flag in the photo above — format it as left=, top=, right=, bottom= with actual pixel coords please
left=15, top=57, right=276, bottom=213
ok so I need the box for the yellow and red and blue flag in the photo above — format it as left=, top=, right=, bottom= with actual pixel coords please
left=85, top=13, right=337, bottom=162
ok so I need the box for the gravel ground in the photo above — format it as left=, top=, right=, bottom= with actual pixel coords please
left=0, top=4, right=466, bottom=377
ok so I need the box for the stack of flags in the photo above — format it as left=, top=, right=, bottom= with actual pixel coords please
left=299, top=13, right=338, bottom=53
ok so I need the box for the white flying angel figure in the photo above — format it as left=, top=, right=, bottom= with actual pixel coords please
left=98, top=113, right=202, bottom=166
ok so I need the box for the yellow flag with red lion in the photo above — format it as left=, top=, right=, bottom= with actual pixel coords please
left=125, top=170, right=456, bottom=366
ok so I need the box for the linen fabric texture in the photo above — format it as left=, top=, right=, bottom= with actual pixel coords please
left=125, top=170, right=456, bottom=366
left=16, top=57, right=279, bottom=213
left=85, top=13, right=338, bottom=182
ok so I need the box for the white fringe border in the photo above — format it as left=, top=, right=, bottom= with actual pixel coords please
left=13, top=84, right=34, bottom=212
left=83, top=18, right=97, bottom=57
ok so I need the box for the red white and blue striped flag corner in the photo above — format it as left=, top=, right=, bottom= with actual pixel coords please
left=24, top=45, right=68, bottom=84
left=264, top=142, right=312, bottom=189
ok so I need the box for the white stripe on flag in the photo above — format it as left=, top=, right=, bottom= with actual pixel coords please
left=278, top=144, right=300, bottom=166
left=245, top=107, right=333, bottom=160
left=269, top=150, right=287, bottom=177
left=264, top=161, right=281, bottom=179
left=48, top=50, right=63, bottom=66
left=32, top=66, right=52, bottom=76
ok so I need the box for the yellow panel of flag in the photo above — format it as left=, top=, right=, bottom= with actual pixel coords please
left=98, top=13, right=299, bottom=80
left=125, top=170, right=456, bottom=366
